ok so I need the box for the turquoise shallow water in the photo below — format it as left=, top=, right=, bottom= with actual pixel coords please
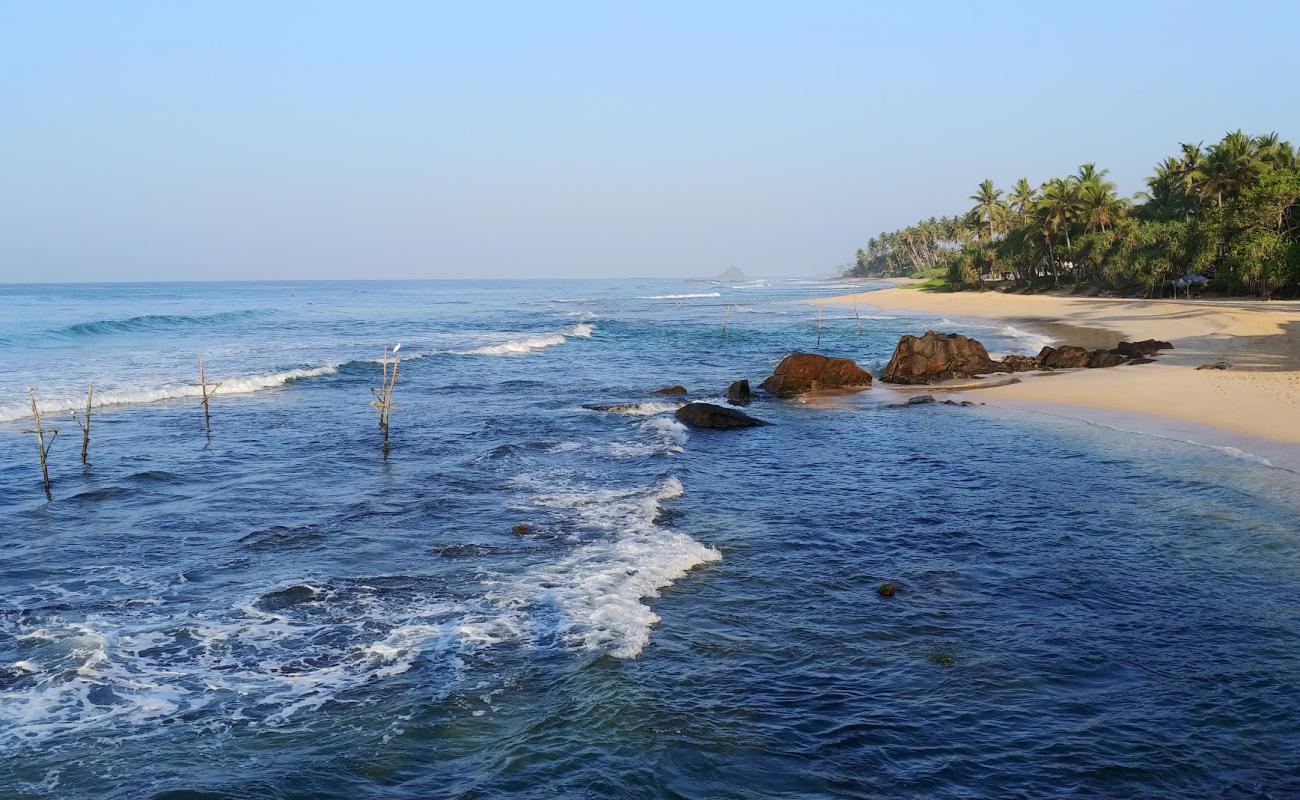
left=1, top=279, right=1298, bottom=799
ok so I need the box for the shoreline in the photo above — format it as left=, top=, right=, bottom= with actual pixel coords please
left=816, top=287, right=1300, bottom=462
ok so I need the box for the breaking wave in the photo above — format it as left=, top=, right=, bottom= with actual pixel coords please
left=0, top=365, right=339, bottom=423
left=492, top=475, right=717, bottom=659
left=455, top=323, right=594, bottom=357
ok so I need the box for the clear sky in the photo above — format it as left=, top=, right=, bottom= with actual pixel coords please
left=3, top=1, right=1299, bottom=282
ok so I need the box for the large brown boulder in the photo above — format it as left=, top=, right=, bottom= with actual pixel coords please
left=1040, top=345, right=1093, bottom=369
left=761, top=353, right=873, bottom=396
left=675, top=402, right=770, bottom=429
left=880, top=331, right=999, bottom=384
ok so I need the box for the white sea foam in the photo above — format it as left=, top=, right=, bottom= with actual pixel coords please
left=0, top=591, right=484, bottom=743
left=616, top=401, right=682, bottom=416
left=0, top=365, right=340, bottom=423
left=610, top=416, right=688, bottom=458
left=455, top=323, right=594, bottom=357
left=490, top=475, right=717, bottom=659
left=1000, top=324, right=1054, bottom=353
left=639, top=292, right=722, bottom=300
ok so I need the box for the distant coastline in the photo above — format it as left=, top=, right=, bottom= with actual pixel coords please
left=843, top=130, right=1300, bottom=300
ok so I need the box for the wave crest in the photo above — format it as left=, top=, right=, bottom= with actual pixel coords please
left=454, top=323, right=594, bottom=357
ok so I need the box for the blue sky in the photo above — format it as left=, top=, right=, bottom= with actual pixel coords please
left=2, top=1, right=1299, bottom=281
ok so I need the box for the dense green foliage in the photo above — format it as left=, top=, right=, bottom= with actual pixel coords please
left=847, top=131, right=1300, bottom=297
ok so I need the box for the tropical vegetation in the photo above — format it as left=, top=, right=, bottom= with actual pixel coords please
left=846, top=131, right=1300, bottom=298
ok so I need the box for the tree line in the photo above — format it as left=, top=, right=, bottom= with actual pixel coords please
left=846, top=130, right=1300, bottom=298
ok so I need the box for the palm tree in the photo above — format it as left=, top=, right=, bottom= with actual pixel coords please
left=1009, top=178, right=1037, bottom=216
left=1036, top=177, right=1083, bottom=284
left=1080, top=182, right=1128, bottom=233
left=968, top=179, right=1007, bottom=241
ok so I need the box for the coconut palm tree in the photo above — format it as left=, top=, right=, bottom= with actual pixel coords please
left=968, top=179, right=1007, bottom=241
left=1009, top=178, right=1037, bottom=216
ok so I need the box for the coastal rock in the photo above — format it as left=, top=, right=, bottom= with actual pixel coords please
left=907, top=395, right=936, bottom=405
left=1001, top=354, right=1042, bottom=372
left=674, top=402, right=770, bottom=429
left=1116, top=339, right=1174, bottom=357
left=877, top=583, right=897, bottom=598
left=1088, top=350, right=1130, bottom=368
left=648, top=385, right=688, bottom=396
left=1041, top=345, right=1093, bottom=369
left=1196, top=361, right=1233, bottom=370
left=1126, top=357, right=1158, bottom=365
left=880, top=331, right=998, bottom=384
left=725, top=379, right=752, bottom=405
left=511, top=523, right=533, bottom=536
left=761, top=353, right=873, bottom=396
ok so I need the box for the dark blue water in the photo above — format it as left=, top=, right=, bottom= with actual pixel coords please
left=2, top=279, right=1298, bottom=799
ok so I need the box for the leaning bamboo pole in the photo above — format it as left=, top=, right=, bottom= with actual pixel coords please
left=816, top=304, right=824, bottom=348
left=71, top=384, right=93, bottom=463
left=854, top=304, right=863, bottom=335
left=721, top=305, right=733, bottom=337
left=22, top=389, right=58, bottom=499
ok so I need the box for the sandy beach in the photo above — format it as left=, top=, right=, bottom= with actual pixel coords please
left=819, top=287, right=1300, bottom=448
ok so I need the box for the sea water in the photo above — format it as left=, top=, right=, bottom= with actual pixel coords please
left=1, top=279, right=1298, bottom=799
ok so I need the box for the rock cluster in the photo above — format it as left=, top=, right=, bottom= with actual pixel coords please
left=880, top=331, right=1175, bottom=384
left=1037, top=338, right=1173, bottom=369
left=881, top=331, right=1043, bottom=384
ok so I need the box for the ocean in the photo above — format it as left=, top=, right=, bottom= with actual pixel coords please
left=2, top=279, right=1298, bottom=799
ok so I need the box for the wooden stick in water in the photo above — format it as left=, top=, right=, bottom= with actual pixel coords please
left=71, top=384, right=93, bottom=464
left=198, top=359, right=222, bottom=434
left=854, top=304, right=863, bottom=334
left=22, top=389, right=58, bottom=500
left=816, top=304, right=823, bottom=348
left=369, top=343, right=402, bottom=453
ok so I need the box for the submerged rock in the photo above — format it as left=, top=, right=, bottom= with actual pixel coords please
left=511, top=523, right=533, bottom=536
left=881, top=331, right=999, bottom=384
left=761, top=353, right=873, bottom=396
left=438, top=544, right=491, bottom=558
left=648, top=384, right=688, bottom=396
left=877, top=583, right=897, bottom=598
left=907, top=395, right=936, bottom=405
left=675, top=402, right=770, bottom=429
left=725, top=379, right=752, bottom=405
left=255, top=584, right=323, bottom=611
left=1196, top=361, right=1232, bottom=370
left=582, top=401, right=681, bottom=414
